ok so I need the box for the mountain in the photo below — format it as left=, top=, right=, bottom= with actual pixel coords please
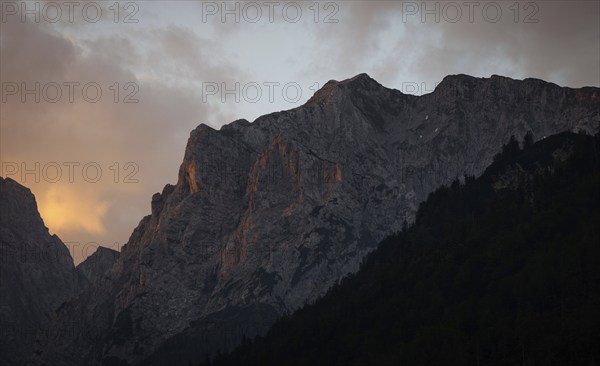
left=39, top=74, right=599, bottom=365
left=209, top=131, right=600, bottom=366
left=0, top=177, right=83, bottom=366
left=76, top=247, right=120, bottom=283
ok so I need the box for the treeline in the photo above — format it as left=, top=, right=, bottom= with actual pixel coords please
left=201, top=132, right=600, bottom=366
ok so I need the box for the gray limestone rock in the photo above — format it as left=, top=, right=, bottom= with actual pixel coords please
left=38, top=74, right=600, bottom=365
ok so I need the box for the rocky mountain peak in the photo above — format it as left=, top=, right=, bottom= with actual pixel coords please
left=0, top=177, right=82, bottom=366
left=76, top=246, right=120, bottom=283
left=436, top=73, right=480, bottom=88
left=306, top=73, right=387, bottom=106
left=338, top=73, right=382, bottom=88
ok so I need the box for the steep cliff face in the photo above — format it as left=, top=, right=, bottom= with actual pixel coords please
left=0, top=177, right=81, bottom=366
left=40, top=74, right=600, bottom=365
left=205, top=132, right=600, bottom=366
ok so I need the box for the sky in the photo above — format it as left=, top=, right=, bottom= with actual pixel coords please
left=1, top=0, right=599, bottom=265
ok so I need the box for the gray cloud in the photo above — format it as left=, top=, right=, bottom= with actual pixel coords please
left=327, top=1, right=599, bottom=89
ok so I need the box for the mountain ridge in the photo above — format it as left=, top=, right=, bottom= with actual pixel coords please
left=34, top=73, right=600, bottom=365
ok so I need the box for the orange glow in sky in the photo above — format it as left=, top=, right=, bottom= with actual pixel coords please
left=38, top=185, right=110, bottom=236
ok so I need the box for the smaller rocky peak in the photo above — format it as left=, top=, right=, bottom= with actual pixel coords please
left=434, top=74, right=483, bottom=92
left=306, top=79, right=340, bottom=105
left=76, top=246, right=120, bottom=283
left=307, top=73, right=385, bottom=105
left=151, top=184, right=176, bottom=217
left=435, top=74, right=564, bottom=97
left=432, top=73, right=527, bottom=100
left=340, top=73, right=382, bottom=88
left=221, top=119, right=251, bottom=130
left=177, top=124, right=219, bottom=194
left=187, top=123, right=217, bottom=148
left=220, top=118, right=251, bottom=138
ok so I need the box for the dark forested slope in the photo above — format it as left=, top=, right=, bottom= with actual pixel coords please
left=208, top=131, right=600, bottom=366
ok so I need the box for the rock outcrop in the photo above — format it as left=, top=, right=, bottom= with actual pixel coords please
left=76, top=247, right=120, bottom=284
left=0, top=177, right=81, bottom=366
left=39, top=74, right=600, bottom=365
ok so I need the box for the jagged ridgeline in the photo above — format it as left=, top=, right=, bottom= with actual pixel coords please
left=1, top=74, right=597, bottom=366
left=209, top=132, right=600, bottom=366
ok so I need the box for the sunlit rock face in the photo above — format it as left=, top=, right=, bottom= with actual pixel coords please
left=0, top=177, right=82, bottom=366
left=40, top=74, right=600, bottom=365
